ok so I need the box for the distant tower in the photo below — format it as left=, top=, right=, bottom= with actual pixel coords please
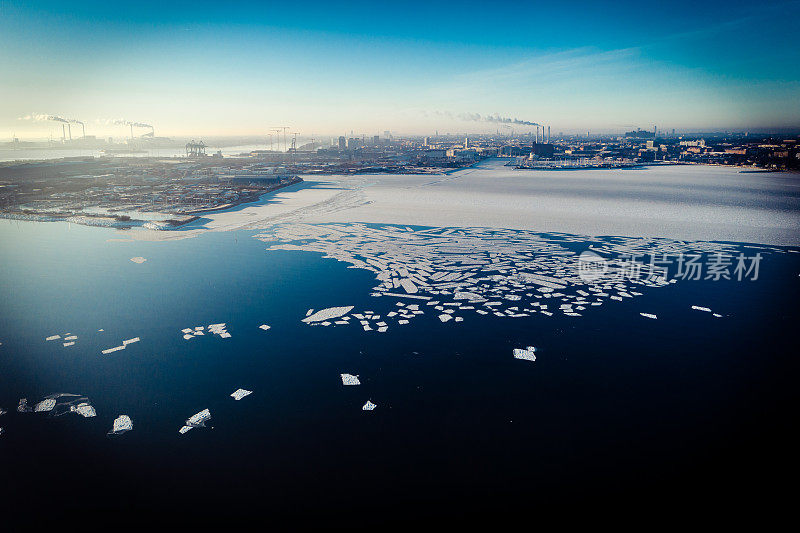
left=464, top=136, right=469, bottom=149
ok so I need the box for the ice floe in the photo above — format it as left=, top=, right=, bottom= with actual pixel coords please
left=513, top=346, right=537, bottom=362
left=256, top=224, right=748, bottom=330
left=691, top=306, right=712, bottom=312
left=130, top=257, right=147, bottom=264
left=303, top=306, right=354, bottom=323
left=341, top=373, right=361, bottom=386
left=362, top=400, right=377, bottom=411
left=34, top=398, right=56, bottom=412
left=182, top=323, right=231, bottom=340
left=179, top=408, right=211, bottom=434
left=19, top=394, right=97, bottom=418
left=108, top=415, right=133, bottom=436
left=640, top=313, right=658, bottom=319
left=231, top=388, right=253, bottom=400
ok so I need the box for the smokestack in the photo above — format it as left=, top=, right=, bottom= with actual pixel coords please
left=81, top=123, right=85, bottom=138
left=62, top=124, right=65, bottom=141
left=548, top=126, right=550, bottom=143
left=130, top=123, right=133, bottom=140
left=67, top=123, right=72, bottom=141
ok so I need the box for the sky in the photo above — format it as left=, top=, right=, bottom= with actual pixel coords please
left=1, top=0, right=799, bottom=139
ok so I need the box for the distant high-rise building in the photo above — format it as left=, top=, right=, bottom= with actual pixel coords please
left=373, top=135, right=380, bottom=146
left=338, top=136, right=346, bottom=151
left=464, top=136, right=469, bottom=149
left=424, top=136, right=430, bottom=147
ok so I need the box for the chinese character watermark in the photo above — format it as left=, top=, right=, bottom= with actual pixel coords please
left=577, top=251, right=762, bottom=283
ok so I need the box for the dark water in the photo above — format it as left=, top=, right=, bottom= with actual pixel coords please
left=0, top=219, right=798, bottom=525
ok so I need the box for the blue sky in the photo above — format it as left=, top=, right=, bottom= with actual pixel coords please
left=1, top=0, right=799, bottom=138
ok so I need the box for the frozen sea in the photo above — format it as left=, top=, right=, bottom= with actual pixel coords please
left=0, top=162, right=798, bottom=525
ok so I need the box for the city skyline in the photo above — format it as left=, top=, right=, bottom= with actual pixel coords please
left=2, top=0, right=799, bottom=139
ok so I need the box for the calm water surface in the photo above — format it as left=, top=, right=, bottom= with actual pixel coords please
left=0, top=212, right=797, bottom=523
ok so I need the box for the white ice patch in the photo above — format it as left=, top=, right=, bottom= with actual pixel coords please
left=34, top=398, right=56, bottom=412
left=513, top=346, right=537, bottom=362
left=180, top=409, right=211, bottom=433
left=231, top=388, right=253, bottom=401
left=341, top=373, right=361, bottom=386
left=109, top=415, right=133, bottom=435
left=303, top=306, right=354, bottom=323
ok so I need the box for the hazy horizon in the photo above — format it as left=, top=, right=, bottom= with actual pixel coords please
left=2, top=0, right=799, bottom=140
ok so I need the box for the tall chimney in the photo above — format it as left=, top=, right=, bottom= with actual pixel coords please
left=130, top=123, right=134, bottom=140
left=67, top=123, right=72, bottom=141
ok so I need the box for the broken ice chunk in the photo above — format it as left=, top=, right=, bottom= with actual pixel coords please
left=101, top=345, right=126, bottom=354
left=72, top=402, right=96, bottom=418
left=45, top=335, right=61, bottom=341
left=691, top=306, right=712, bottom=312
left=34, top=398, right=57, bottom=412
left=513, top=346, right=537, bottom=362
left=231, top=388, right=253, bottom=401
left=258, top=324, right=271, bottom=330
left=303, top=306, right=354, bottom=323
left=640, top=313, right=658, bottom=319
left=341, top=373, right=361, bottom=386
left=399, top=278, right=418, bottom=294
left=438, top=314, right=453, bottom=323
left=108, top=415, right=133, bottom=436
left=63, top=341, right=75, bottom=347
left=181, top=409, right=211, bottom=433
left=362, top=400, right=377, bottom=411
left=130, top=257, right=147, bottom=264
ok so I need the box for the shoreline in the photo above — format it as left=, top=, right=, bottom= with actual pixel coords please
left=0, top=176, right=304, bottom=231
